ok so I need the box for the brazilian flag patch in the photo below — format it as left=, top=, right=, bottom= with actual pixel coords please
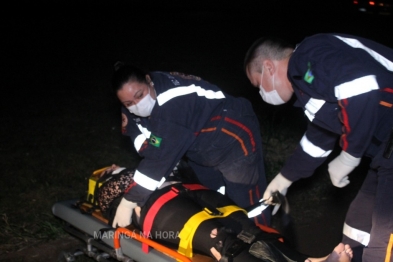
left=149, top=134, right=162, bottom=147
left=303, top=62, right=315, bottom=84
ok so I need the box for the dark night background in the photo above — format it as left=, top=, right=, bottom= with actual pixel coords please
left=1, top=0, right=392, bottom=260
left=2, top=0, right=393, bottom=114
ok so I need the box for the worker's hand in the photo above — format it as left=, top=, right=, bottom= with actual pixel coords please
left=112, top=198, right=138, bottom=228
left=263, top=173, right=292, bottom=215
left=328, top=151, right=360, bottom=188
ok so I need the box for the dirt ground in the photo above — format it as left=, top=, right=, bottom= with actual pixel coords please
left=1, top=236, right=84, bottom=262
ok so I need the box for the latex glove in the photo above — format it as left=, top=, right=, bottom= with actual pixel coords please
left=112, top=198, right=137, bottom=228
left=328, top=151, right=360, bottom=188
left=263, top=173, right=292, bottom=215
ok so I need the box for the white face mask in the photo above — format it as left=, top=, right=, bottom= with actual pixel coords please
left=127, top=86, right=156, bottom=117
left=259, top=66, right=285, bottom=105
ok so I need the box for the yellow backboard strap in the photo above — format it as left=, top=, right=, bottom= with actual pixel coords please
left=178, top=205, right=247, bottom=257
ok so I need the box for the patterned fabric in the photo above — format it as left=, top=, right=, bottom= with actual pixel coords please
left=96, top=168, right=134, bottom=214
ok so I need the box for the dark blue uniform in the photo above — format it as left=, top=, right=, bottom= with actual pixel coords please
left=282, top=33, right=393, bottom=262
left=121, top=71, right=270, bottom=226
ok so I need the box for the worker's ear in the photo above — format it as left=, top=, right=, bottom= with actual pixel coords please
left=145, top=74, right=153, bottom=86
left=263, top=60, right=275, bottom=76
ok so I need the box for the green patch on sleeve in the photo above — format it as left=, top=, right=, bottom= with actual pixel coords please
left=304, top=62, right=315, bottom=84
left=149, top=134, right=162, bottom=147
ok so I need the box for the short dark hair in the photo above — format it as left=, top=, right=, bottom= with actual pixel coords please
left=111, top=62, right=149, bottom=92
left=244, top=37, right=294, bottom=73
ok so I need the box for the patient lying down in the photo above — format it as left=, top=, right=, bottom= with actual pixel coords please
left=97, top=165, right=353, bottom=262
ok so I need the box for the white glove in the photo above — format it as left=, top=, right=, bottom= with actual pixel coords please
left=263, top=173, right=292, bottom=215
left=328, top=151, right=360, bottom=188
left=112, top=198, right=138, bottom=228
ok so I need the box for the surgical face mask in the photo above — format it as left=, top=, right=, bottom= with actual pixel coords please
left=259, top=66, right=285, bottom=105
left=127, top=85, right=156, bottom=117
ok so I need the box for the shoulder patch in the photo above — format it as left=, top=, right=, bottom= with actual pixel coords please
left=303, top=62, right=315, bottom=84
left=149, top=134, right=162, bottom=147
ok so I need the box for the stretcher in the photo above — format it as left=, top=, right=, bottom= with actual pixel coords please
left=52, top=199, right=215, bottom=262
left=52, top=166, right=282, bottom=262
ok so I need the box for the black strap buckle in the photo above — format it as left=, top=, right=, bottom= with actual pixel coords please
left=237, top=230, right=256, bottom=244
left=204, top=207, right=223, bottom=216
left=225, top=239, right=246, bottom=258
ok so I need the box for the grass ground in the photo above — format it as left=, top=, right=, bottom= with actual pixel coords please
left=0, top=79, right=141, bottom=257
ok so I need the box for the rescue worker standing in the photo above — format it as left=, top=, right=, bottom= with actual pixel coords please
left=110, top=63, right=270, bottom=229
left=244, top=33, right=393, bottom=262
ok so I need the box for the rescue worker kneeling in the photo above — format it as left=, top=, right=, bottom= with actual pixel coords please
left=96, top=166, right=352, bottom=262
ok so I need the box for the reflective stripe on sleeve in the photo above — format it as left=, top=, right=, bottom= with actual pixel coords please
left=157, top=85, right=225, bottom=106
left=134, top=170, right=160, bottom=191
left=335, top=75, right=379, bottom=100
left=304, top=98, right=325, bottom=122
left=334, top=35, right=393, bottom=72
left=134, top=134, right=146, bottom=151
left=136, top=124, right=151, bottom=139
left=134, top=124, right=151, bottom=151
left=300, top=134, right=332, bottom=157
left=343, top=222, right=370, bottom=246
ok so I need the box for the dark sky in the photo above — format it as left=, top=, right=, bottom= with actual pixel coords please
left=2, top=0, right=392, bottom=115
